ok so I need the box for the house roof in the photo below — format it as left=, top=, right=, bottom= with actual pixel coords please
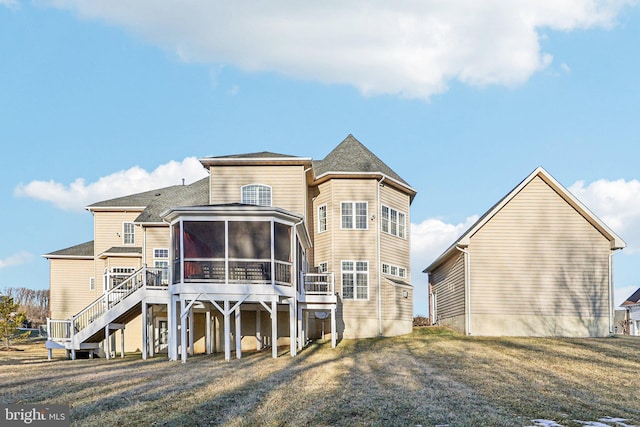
left=199, top=151, right=312, bottom=167
left=313, top=135, right=415, bottom=196
left=87, top=181, right=200, bottom=211
left=43, top=240, right=94, bottom=259
left=423, top=166, right=626, bottom=273
left=98, top=246, right=143, bottom=259
left=621, top=287, right=640, bottom=307
left=134, top=178, right=209, bottom=224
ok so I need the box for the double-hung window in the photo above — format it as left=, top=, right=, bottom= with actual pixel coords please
left=154, top=248, right=169, bottom=285
left=342, top=261, right=369, bottom=300
left=241, top=184, right=272, bottom=206
left=318, top=204, right=327, bottom=233
left=123, top=222, right=135, bottom=245
left=341, top=202, right=367, bottom=229
left=381, top=205, right=406, bottom=238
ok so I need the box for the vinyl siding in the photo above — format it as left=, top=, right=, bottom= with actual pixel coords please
left=144, top=226, right=170, bottom=267
left=49, top=258, right=98, bottom=319
left=209, top=165, right=306, bottom=215
left=469, top=176, right=612, bottom=336
left=430, top=251, right=466, bottom=330
left=93, top=210, right=143, bottom=281
left=379, top=185, right=411, bottom=275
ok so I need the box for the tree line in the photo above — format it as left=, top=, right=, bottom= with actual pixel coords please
left=2, top=287, right=49, bottom=327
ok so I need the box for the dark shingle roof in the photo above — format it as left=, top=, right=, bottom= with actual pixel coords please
left=44, top=241, right=94, bottom=258
left=100, top=246, right=142, bottom=255
left=87, top=183, right=194, bottom=209
left=204, top=151, right=301, bottom=160
left=313, top=134, right=410, bottom=186
left=135, top=178, right=209, bottom=223
left=622, top=288, right=640, bottom=306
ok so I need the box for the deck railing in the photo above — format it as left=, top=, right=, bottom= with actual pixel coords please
left=303, top=272, right=335, bottom=296
left=183, top=259, right=293, bottom=286
left=46, top=266, right=168, bottom=343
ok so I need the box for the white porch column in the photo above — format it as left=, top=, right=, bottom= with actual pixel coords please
left=256, top=308, right=262, bottom=351
left=188, top=308, right=195, bottom=356
left=142, top=301, right=148, bottom=360
left=120, top=328, right=125, bottom=358
left=331, top=306, right=337, bottom=348
left=297, top=305, right=304, bottom=351
left=168, top=297, right=177, bottom=361
left=105, top=325, right=111, bottom=360
left=224, top=300, right=231, bottom=361
left=149, top=307, right=155, bottom=358
left=206, top=310, right=212, bottom=355
left=180, top=298, right=188, bottom=363
left=289, top=299, right=297, bottom=357
left=235, top=306, right=242, bottom=359
left=271, top=300, right=278, bottom=359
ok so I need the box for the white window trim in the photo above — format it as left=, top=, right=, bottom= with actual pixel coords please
left=318, top=204, right=328, bottom=233
left=317, top=261, right=328, bottom=273
left=123, top=222, right=135, bottom=245
left=381, top=262, right=408, bottom=279
left=340, top=201, right=369, bottom=230
left=341, top=260, right=369, bottom=301
left=241, top=183, right=272, bottom=207
left=381, top=205, right=406, bottom=239
left=153, top=248, right=169, bottom=259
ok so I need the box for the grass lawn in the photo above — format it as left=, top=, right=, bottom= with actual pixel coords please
left=1, top=327, right=639, bottom=426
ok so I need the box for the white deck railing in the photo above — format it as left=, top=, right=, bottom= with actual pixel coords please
left=303, top=272, right=335, bottom=295
left=46, top=266, right=168, bottom=343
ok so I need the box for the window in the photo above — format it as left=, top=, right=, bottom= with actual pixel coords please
left=341, top=202, right=367, bottom=229
left=382, top=262, right=407, bottom=279
left=154, top=248, right=169, bottom=259
left=154, top=248, right=169, bottom=284
left=241, top=184, right=272, bottom=206
left=123, top=222, right=135, bottom=245
left=89, top=277, right=95, bottom=291
left=318, top=204, right=327, bottom=233
left=342, top=261, right=368, bottom=300
left=317, top=262, right=328, bottom=273
left=381, top=205, right=406, bottom=238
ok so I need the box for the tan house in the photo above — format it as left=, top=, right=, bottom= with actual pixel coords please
left=44, top=135, right=416, bottom=360
left=423, top=167, right=625, bottom=337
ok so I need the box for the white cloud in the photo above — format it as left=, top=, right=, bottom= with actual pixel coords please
left=410, top=215, right=479, bottom=315
left=0, top=0, right=18, bottom=8
left=569, top=178, right=640, bottom=253
left=0, top=252, right=34, bottom=270
left=43, top=0, right=636, bottom=100
left=14, top=157, right=208, bottom=212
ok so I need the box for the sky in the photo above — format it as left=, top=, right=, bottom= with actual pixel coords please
left=1, top=1, right=640, bottom=318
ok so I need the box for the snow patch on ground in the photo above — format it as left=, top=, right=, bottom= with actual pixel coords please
left=529, top=418, right=636, bottom=427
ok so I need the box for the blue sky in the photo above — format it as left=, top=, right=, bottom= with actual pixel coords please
left=2, top=1, right=640, bottom=317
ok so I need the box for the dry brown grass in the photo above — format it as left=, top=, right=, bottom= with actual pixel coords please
left=1, top=329, right=639, bottom=427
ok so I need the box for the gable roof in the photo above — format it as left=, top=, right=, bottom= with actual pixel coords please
left=43, top=240, right=94, bottom=259
left=621, top=287, right=640, bottom=307
left=424, top=166, right=626, bottom=273
left=313, top=134, right=416, bottom=198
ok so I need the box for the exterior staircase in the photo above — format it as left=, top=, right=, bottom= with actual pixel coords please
left=46, top=266, right=169, bottom=359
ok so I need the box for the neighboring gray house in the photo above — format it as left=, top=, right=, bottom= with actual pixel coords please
left=621, top=288, right=640, bottom=335
left=424, top=167, right=626, bottom=337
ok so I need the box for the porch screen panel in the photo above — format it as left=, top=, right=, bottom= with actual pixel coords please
left=274, top=223, right=292, bottom=262
left=172, top=223, right=181, bottom=284
left=182, top=221, right=225, bottom=280
left=228, top=221, right=270, bottom=259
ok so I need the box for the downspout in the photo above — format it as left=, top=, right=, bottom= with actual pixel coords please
left=377, top=176, right=386, bottom=336
left=608, top=250, right=617, bottom=335
left=455, top=245, right=472, bottom=335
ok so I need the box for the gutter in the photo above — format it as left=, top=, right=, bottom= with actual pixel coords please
left=377, top=176, right=386, bottom=336
left=455, top=245, right=472, bottom=335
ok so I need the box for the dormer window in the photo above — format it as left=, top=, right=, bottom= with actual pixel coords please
left=242, top=184, right=272, bottom=206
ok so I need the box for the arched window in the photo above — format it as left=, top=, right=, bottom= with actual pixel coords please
left=241, top=184, right=272, bottom=206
